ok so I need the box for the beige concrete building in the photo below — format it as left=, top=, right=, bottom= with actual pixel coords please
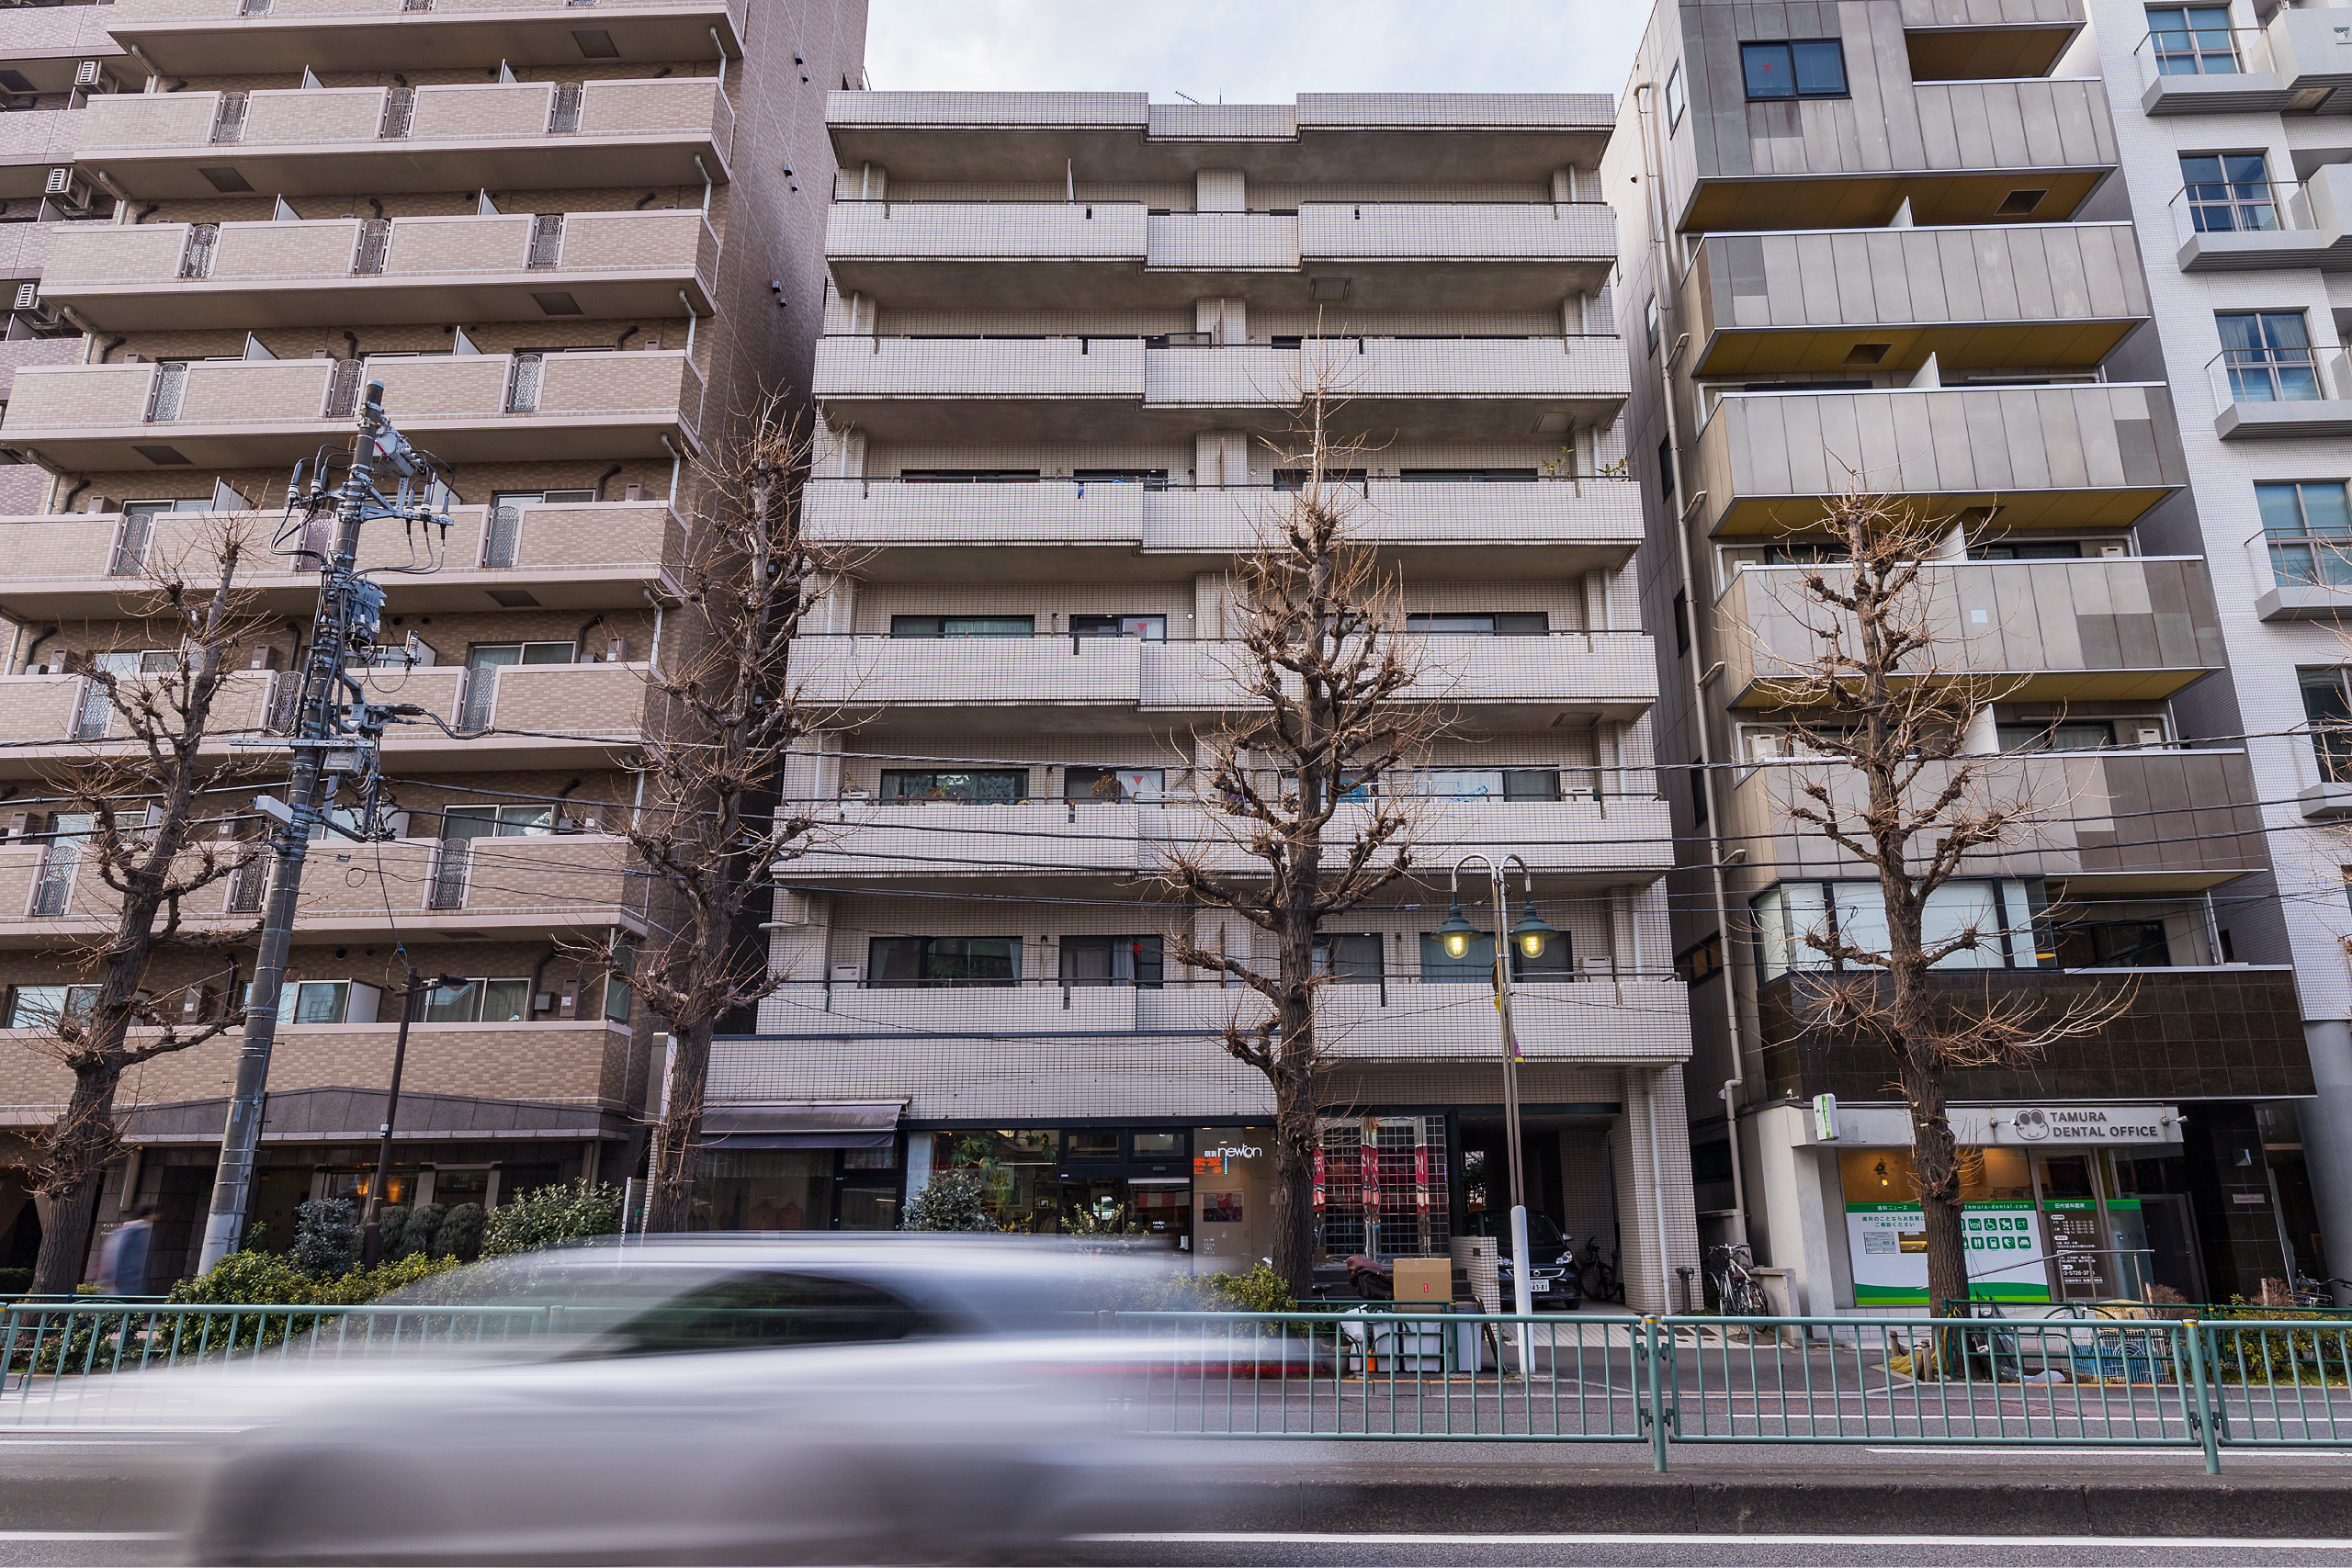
left=1609, top=0, right=2324, bottom=1313
left=0, top=0, right=866, bottom=1285
left=703, top=91, right=1702, bottom=1307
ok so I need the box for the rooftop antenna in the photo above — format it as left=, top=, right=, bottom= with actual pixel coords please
left=1171, top=89, right=1201, bottom=105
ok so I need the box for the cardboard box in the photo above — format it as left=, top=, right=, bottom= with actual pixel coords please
left=1391, top=1257, right=1453, bottom=1303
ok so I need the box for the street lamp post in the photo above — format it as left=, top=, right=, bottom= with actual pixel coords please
left=360, top=966, right=467, bottom=1268
left=1436, top=852, right=1557, bottom=1348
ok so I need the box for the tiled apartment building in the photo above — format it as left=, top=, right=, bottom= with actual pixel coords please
left=703, top=90, right=1703, bottom=1308
left=1610, top=0, right=2331, bottom=1311
left=2081, top=0, right=2352, bottom=1302
left=0, top=0, right=866, bottom=1286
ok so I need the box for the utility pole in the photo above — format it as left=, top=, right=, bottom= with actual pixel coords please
left=197, top=382, right=450, bottom=1272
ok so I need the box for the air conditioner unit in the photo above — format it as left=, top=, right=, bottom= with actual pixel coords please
left=42, top=170, right=99, bottom=217
left=177, top=985, right=215, bottom=1022
left=74, top=61, right=113, bottom=93
left=11, top=283, right=35, bottom=313
left=2134, top=724, right=2167, bottom=748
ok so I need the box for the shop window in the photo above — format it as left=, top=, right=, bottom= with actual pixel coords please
left=866, top=936, right=1019, bottom=987
left=879, top=769, right=1027, bottom=804
left=1741, top=39, right=1849, bottom=100
left=1132, top=1130, right=1187, bottom=1157
left=1064, top=1130, right=1121, bottom=1159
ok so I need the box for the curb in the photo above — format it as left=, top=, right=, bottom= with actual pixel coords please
left=1155, top=1465, right=2352, bottom=1540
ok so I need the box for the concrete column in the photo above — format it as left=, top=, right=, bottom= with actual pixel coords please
left=1611, top=1065, right=1702, bottom=1313
left=816, top=571, right=857, bottom=634
left=1193, top=571, right=1229, bottom=638
left=1751, top=1102, right=1846, bottom=1314
left=1195, top=299, right=1246, bottom=344
left=2299, top=1020, right=2352, bottom=1300
left=1193, top=431, right=1247, bottom=487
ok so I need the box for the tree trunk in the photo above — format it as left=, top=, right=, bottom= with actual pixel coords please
left=31, top=1071, right=120, bottom=1295
left=1267, top=987, right=1318, bottom=1296
left=642, top=1018, right=713, bottom=1233
left=1900, top=1046, right=1972, bottom=1376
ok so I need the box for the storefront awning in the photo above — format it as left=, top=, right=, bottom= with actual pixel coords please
left=699, top=1101, right=904, bottom=1150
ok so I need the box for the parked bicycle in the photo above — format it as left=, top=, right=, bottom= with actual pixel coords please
left=1706, top=1243, right=1770, bottom=1317
left=2290, top=1272, right=2352, bottom=1309
left=1576, top=1237, right=1623, bottom=1304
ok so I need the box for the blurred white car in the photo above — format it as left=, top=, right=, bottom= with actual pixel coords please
left=180, top=1236, right=1218, bottom=1565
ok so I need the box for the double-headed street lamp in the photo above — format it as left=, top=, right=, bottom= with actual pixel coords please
left=1436, top=852, right=1557, bottom=1325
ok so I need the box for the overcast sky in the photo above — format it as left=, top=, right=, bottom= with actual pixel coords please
left=864, top=1, right=1640, bottom=101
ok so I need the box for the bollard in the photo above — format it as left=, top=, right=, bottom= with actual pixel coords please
left=2183, top=1319, right=2222, bottom=1475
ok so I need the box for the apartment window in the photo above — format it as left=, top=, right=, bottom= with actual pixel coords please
left=2052, top=921, right=2173, bottom=970
left=1, top=984, right=96, bottom=1029
left=867, top=936, right=1019, bottom=987
left=1272, top=468, right=1366, bottom=491
left=289, top=980, right=353, bottom=1025
left=1752, top=877, right=2042, bottom=981
left=1406, top=612, right=1548, bottom=636
left=879, top=769, right=1026, bottom=804
left=2181, top=152, right=2275, bottom=232
left=1399, top=468, right=1538, bottom=483
left=1313, top=933, right=1384, bottom=982
left=888, top=615, right=1034, bottom=637
left=468, top=640, right=575, bottom=668
left=1408, top=768, right=1563, bottom=801
left=1065, top=767, right=1163, bottom=803
left=2147, top=6, right=2239, bottom=75
left=1072, top=468, right=1168, bottom=490
left=2258, top=480, right=2352, bottom=588
left=1997, top=719, right=2118, bottom=751
left=1665, top=62, right=1685, bottom=130
left=1069, top=615, right=1166, bottom=639
left=1672, top=589, right=1690, bottom=655
left=2217, top=310, right=2319, bottom=402
left=1418, top=929, right=1573, bottom=983
left=1057, top=935, right=1162, bottom=987
left=440, top=805, right=553, bottom=838
left=2301, top=669, right=2352, bottom=782
left=1644, top=294, right=1660, bottom=355
left=421, top=976, right=533, bottom=1024
left=1740, top=39, right=1848, bottom=100
left=1657, top=437, right=1676, bottom=504
left=1970, top=540, right=2085, bottom=560
left=605, top=940, right=635, bottom=1024
left=899, top=469, right=1040, bottom=483
left=1689, top=766, right=1710, bottom=825
left=1676, top=932, right=1724, bottom=985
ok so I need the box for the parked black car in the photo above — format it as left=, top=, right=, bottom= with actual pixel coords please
left=1464, top=1210, right=1580, bottom=1309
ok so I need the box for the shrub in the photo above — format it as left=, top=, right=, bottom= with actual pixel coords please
left=481, top=1179, right=622, bottom=1258
left=435, top=1202, right=485, bottom=1262
left=0, top=1268, right=30, bottom=1299
left=397, top=1202, right=445, bottom=1260
left=290, top=1198, right=359, bottom=1279
left=372, top=1204, right=410, bottom=1259
left=166, top=1247, right=460, bottom=1309
left=1198, top=1263, right=1296, bottom=1314
left=900, top=1171, right=999, bottom=1232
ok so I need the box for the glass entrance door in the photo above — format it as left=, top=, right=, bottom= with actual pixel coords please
left=2034, top=1150, right=2152, bottom=1301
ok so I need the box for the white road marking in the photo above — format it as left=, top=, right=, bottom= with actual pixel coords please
left=1864, top=1446, right=2352, bottom=1459
left=1083, top=1532, right=2352, bottom=1549
left=0, top=1532, right=175, bottom=1541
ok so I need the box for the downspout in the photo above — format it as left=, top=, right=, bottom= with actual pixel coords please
left=659, top=434, right=682, bottom=507
left=594, top=464, right=624, bottom=501
left=707, top=28, right=732, bottom=122
left=59, top=478, right=89, bottom=513
left=1633, top=77, right=1750, bottom=1255
left=677, top=289, right=697, bottom=359
left=19, top=625, right=57, bottom=675
left=692, top=155, right=713, bottom=217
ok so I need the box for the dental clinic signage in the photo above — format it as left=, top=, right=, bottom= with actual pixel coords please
left=1988, top=1105, right=2177, bottom=1145
left=1848, top=1202, right=2052, bottom=1305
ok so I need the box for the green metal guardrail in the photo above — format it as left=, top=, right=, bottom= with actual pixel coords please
left=6, top=1300, right=2348, bottom=1472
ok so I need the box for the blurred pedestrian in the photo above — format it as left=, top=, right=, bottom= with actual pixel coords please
left=94, top=1202, right=156, bottom=1298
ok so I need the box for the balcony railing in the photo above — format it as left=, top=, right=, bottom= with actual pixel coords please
left=108, top=0, right=750, bottom=79
left=2206, top=345, right=2352, bottom=438
left=2134, top=22, right=2268, bottom=86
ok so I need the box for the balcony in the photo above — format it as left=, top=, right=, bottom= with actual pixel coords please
left=2170, top=167, right=2352, bottom=272
left=800, top=476, right=1645, bottom=581
left=1725, top=747, right=2265, bottom=895
left=2135, top=8, right=2352, bottom=116
left=1690, top=382, right=2184, bottom=536
left=1679, top=222, right=2149, bottom=378
left=0, top=337, right=81, bottom=403
left=2, top=348, right=703, bottom=468
left=0, top=500, right=684, bottom=622
left=0, top=669, right=283, bottom=779
left=0, top=107, right=79, bottom=198
left=813, top=334, right=1627, bottom=442
left=1900, top=0, right=2083, bottom=82
left=40, top=208, right=718, bottom=331
left=109, top=0, right=746, bottom=75
left=1758, top=966, right=2308, bottom=1104
left=2206, top=345, right=2352, bottom=440
left=0, top=1019, right=634, bottom=1122
left=790, top=632, right=1659, bottom=734
left=0, top=831, right=645, bottom=944
left=363, top=660, right=662, bottom=770
left=74, top=75, right=731, bottom=197
left=824, top=199, right=1614, bottom=310
left=750, top=979, right=1691, bottom=1065
left=786, top=791, right=1673, bottom=886
left=1681, top=77, right=2120, bottom=231
left=2245, top=524, right=2352, bottom=622
left=824, top=92, right=1615, bottom=188
left=1715, top=557, right=2224, bottom=709
left=0, top=5, right=123, bottom=93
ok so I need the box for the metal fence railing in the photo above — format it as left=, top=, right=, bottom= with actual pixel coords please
left=8, top=1301, right=2350, bottom=1470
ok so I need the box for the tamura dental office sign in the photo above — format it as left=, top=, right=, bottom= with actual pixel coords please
left=1991, top=1105, right=2176, bottom=1144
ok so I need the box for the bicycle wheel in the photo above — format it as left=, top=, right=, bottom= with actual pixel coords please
left=1732, top=1280, right=1771, bottom=1318
left=1578, top=1260, right=1611, bottom=1302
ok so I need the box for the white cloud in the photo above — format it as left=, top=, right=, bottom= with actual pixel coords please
left=865, top=0, right=1641, bottom=101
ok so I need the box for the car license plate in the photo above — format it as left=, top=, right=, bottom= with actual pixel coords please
left=1529, top=1280, right=1550, bottom=1293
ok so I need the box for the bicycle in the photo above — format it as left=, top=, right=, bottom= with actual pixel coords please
left=2290, top=1272, right=2352, bottom=1309
left=1706, top=1243, right=1770, bottom=1317
left=1576, top=1237, right=1623, bottom=1304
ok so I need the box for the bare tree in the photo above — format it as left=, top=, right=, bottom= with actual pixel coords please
left=1758, top=490, right=2128, bottom=1321
left=19, top=519, right=268, bottom=1292
left=605, top=401, right=831, bottom=1235
left=1150, top=371, right=1444, bottom=1293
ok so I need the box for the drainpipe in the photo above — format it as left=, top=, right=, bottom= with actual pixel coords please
left=692, top=155, right=713, bottom=217
left=1633, top=77, right=1751, bottom=1256
left=659, top=434, right=682, bottom=508
left=59, top=478, right=89, bottom=513
left=19, top=625, right=57, bottom=675
left=677, top=290, right=697, bottom=358
left=594, top=464, right=623, bottom=502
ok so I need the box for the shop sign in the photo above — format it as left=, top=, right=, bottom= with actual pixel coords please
left=1846, top=1201, right=2051, bottom=1305
left=1989, top=1105, right=2177, bottom=1145
left=1193, top=1140, right=1263, bottom=1176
